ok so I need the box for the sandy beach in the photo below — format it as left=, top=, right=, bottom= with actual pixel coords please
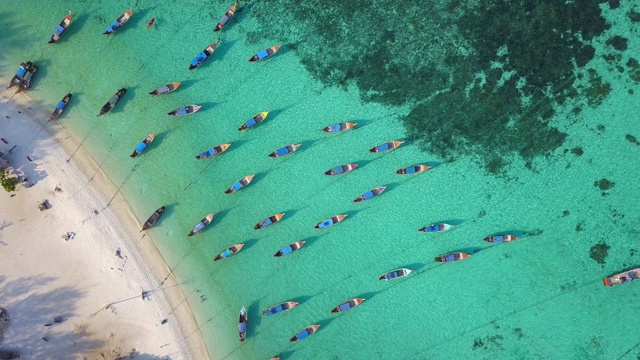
left=0, top=87, right=208, bottom=359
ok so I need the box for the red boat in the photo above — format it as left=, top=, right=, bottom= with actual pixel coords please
left=146, top=18, right=155, bottom=28
left=603, top=268, right=640, bottom=286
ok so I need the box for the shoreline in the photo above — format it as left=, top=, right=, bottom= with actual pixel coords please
left=0, top=81, right=209, bottom=358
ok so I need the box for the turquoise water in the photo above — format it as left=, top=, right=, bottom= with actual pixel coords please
left=2, top=1, right=640, bottom=359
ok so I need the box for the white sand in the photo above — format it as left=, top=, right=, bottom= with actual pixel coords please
left=0, top=88, right=209, bottom=359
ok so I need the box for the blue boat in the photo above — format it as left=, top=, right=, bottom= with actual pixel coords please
left=49, top=11, right=72, bottom=44
left=262, top=301, right=298, bottom=316
left=167, top=105, right=202, bottom=116
left=379, top=268, right=414, bottom=281
left=130, top=132, right=156, bottom=158
left=369, top=140, right=404, bottom=153
left=419, top=223, right=454, bottom=233
left=397, top=165, right=430, bottom=174
left=238, top=306, right=247, bottom=342
left=189, top=39, right=220, bottom=70
left=239, top=111, right=269, bottom=131
left=330, top=298, right=365, bottom=313
left=434, top=252, right=470, bottom=263
left=314, top=214, right=347, bottom=229
left=225, top=175, right=255, bottom=194
left=274, top=241, right=305, bottom=257
left=322, top=122, right=357, bottom=133
left=195, top=143, right=231, bottom=160
left=483, top=234, right=518, bottom=243
left=254, top=213, right=285, bottom=230
left=8, top=62, right=32, bottom=89
left=51, top=93, right=72, bottom=120
left=325, top=163, right=358, bottom=176
left=269, top=143, right=301, bottom=158
left=289, top=325, right=320, bottom=342
left=353, top=186, right=386, bottom=203
left=104, top=8, right=132, bottom=35
left=249, top=45, right=282, bottom=62
left=214, top=244, right=244, bottom=262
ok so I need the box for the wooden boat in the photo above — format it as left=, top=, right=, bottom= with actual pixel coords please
left=16, top=64, right=38, bottom=93
left=268, top=143, right=301, bottom=158
left=315, top=214, right=347, bottom=229
left=104, top=7, right=132, bottom=35
left=188, top=213, right=214, bottom=236
left=379, top=268, right=414, bottom=281
left=130, top=132, right=156, bottom=158
left=322, top=122, right=357, bottom=133
left=214, top=243, right=244, bottom=261
left=331, top=298, right=365, bottom=313
left=195, top=143, right=231, bottom=160
left=325, top=163, right=358, bottom=176
left=397, top=165, right=430, bottom=174
left=225, top=175, right=255, bottom=194
left=149, top=82, right=180, bottom=96
left=369, top=140, right=404, bottom=153
left=353, top=186, right=386, bottom=203
left=167, top=104, right=202, bottom=116
left=239, top=111, right=269, bottom=131
left=8, top=62, right=32, bottom=89
left=603, top=268, right=640, bottom=286
left=254, top=213, right=285, bottom=230
left=483, top=234, right=518, bottom=243
left=238, top=306, right=247, bottom=342
left=214, top=2, right=237, bottom=32
left=249, top=45, right=282, bottom=62
left=48, top=11, right=72, bottom=44
left=262, top=301, right=298, bottom=316
left=50, top=93, right=72, bottom=120
left=289, top=325, right=320, bottom=342
left=141, top=206, right=165, bottom=231
left=98, top=88, right=127, bottom=116
left=419, top=223, right=454, bottom=233
left=146, top=18, right=155, bottom=29
left=434, top=252, right=470, bottom=263
left=189, top=39, right=220, bottom=70
left=274, top=241, right=305, bottom=257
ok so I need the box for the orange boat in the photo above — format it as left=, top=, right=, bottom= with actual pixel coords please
left=254, top=213, right=285, bottom=230
left=214, top=244, right=244, bottom=261
left=396, top=165, right=430, bottom=174
left=315, top=214, right=347, bottom=229
left=369, top=140, right=404, bottom=153
left=214, top=2, right=237, bottom=32
left=603, top=268, right=640, bottom=286
left=322, top=122, right=357, bottom=133
left=224, top=175, right=255, bottom=194
left=434, top=252, right=470, bottom=263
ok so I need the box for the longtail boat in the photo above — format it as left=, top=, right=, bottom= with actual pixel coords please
left=325, top=163, right=358, bottom=176
left=434, top=252, right=470, bottom=263
left=315, top=214, right=347, bottom=229
left=51, top=93, right=72, bottom=120
left=8, top=62, right=32, bottom=89
left=262, top=301, right=298, bottom=316
left=214, top=243, right=244, bottom=261
left=379, top=268, right=414, bottom=281
left=214, top=2, right=237, bottom=32
left=603, top=268, right=640, bottom=286
left=249, top=45, right=282, bottom=62
left=141, top=206, right=165, bottom=231
left=268, top=143, right=301, bottom=158
left=225, top=175, right=255, bottom=194
left=146, top=18, right=155, bottom=29
left=16, top=64, right=38, bottom=93
left=289, top=325, right=320, bottom=342
left=167, top=104, right=201, bottom=116
left=130, top=132, right=156, bottom=158
left=483, top=234, right=518, bottom=243
left=188, top=213, right=214, bottom=236
left=104, top=8, right=132, bottom=35
left=397, top=165, right=430, bottom=174
left=254, top=213, right=285, bottom=230
left=322, top=122, right=357, bottom=133
left=98, top=88, right=127, bottom=116
left=330, top=298, right=365, bottom=313
left=49, top=11, right=72, bottom=44
left=238, top=306, right=247, bottom=342
left=239, top=111, right=269, bottom=131
left=274, top=241, right=305, bottom=257
left=195, top=143, right=231, bottom=160
left=353, top=186, right=386, bottom=203
left=369, top=140, right=404, bottom=153
left=189, top=39, right=220, bottom=70
left=419, top=223, right=454, bottom=233
left=149, top=82, right=180, bottom=96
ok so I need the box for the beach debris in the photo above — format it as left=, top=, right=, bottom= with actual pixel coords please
left=44, top=316, right=66, bottom=326
left=41, top=337, right=49, bottom=342
left=54, top=184, right=62, bottom=192
left=38, top=200, right=51, bottom=211
left=160, top=319, right=168, bottom=325
left=116, top=248, right=123, bottom=259
left=61, top=232, right=76, bottom=241
left=26, top=156, right=33, bottom=162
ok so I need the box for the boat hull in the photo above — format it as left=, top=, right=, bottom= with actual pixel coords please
left=150, top=82, right=180, bottom=96
left=239, top=111, right=269, bottom=131
left=603, top=268, right=640, bottom=286
left=130, top=132, right=156, bottom=158
left=262, top=301, right=298, bottom=316
left=325, top=163, right=358, bottom=176
left=214, top=2, right=237, bottom=32
left=419, top=223, right=454, bottom=233
left=353, top=186, right=387, bottom=203
left=249, top=45, right=282, bottom=62
left=196, top=143, right=231, bottom=160
left=238, top=306, right=247, bottom=342
left=370, top=140, right=404, bottom=153
left=434, top=252, right=470, bottom=263
left=142, top=206, right=165, bottom=231
left=99, top=88, right=127, bottom=116
left=269, top=143, right=301, bottom=157
left=51, top=93, right=72, bottom=120
left=331, top=298, right=365, bottom=313
left=274, top=241, right=305, bottom=257
left=188, top=214, right=214, bottom=236
left=225, top=174, right=255, bottom=194
left=397, top=165, right=430, bottom=174
left=315, top=214, right=347, bottom=229
left=254, top=213, right=285, bottom=230
left=289, top=325, right=320, bottom=342
left=104, top=9, right=132, bottom=35
left=214, top=244, right=244, bottom=261
left=189, top=40, right=220, bottom=70
left=49, top=12, right=72, bottom=44
left=379, top=268, right=413, bottom=281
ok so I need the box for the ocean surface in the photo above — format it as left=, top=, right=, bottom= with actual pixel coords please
left=2, top=1, right=640, bottom=359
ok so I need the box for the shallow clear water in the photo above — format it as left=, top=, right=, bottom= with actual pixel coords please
left=2, top=1, right=640, bottom=359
